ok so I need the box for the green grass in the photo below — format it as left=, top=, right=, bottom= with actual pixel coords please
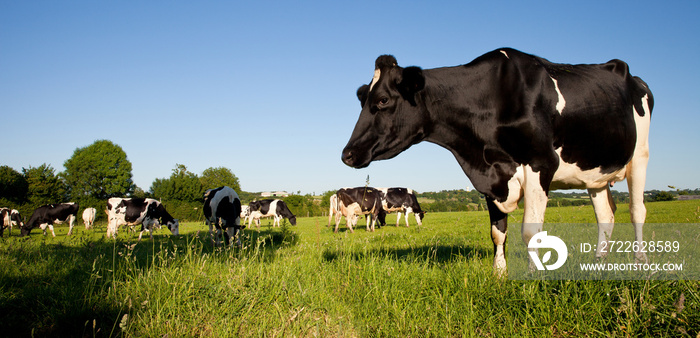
left=1, top=200, right=699, bottom=337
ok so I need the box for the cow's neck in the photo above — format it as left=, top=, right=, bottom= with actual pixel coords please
left=420, top=65, right=517, bottom=201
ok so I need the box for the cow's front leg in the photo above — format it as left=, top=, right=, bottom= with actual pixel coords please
left=206, top=219, right=217, bottom=246
left=334, top=213, right=342, bottom=233
left=487, top=199, right=508, bottom=275
left=225, top=226, right=241, bottom=247
left=106, top=220, right=115, bottom=238
left=346, top=214, right=355, bottom=233
left=588, top=186, right=615, bottom=259
left=520, top=165, right=549, bottom=271
left=40, top=223, right=55, bottom=237
left=215, top=227, right=224, bottom=246
left=48, top=224, right=56, bottom=237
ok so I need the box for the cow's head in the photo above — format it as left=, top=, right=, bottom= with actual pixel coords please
left=167, top=219, right=180, bottom=236
left=19, top=224, right=32, bottom=237
left=288, top=215, right=297, bottom=226
left=342, top=55, right=427, bottom=168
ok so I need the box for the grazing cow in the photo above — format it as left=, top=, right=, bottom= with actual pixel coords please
left=342, top=49, right=653, bottom=274
left=376, top=188, right=425, bottom=227
left=247, top=199, right=297, bottom=227
left=20, top=203, right=79, bottom=237
left=1, top=208, right=23, bottom=236
left=82, top=207, right=97, bottom=229
left=334, top=187, right=386, bottom=233
left=106, top=198, right=179, bottom=240
left=203, top=186, right=244, bottom=246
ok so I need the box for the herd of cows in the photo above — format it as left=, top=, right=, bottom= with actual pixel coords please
left=2, top=48, right=655, bottom=274
left=0, top=186, right=425, bottom=246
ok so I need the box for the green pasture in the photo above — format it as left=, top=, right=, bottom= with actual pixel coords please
left=1, top=200, right=699, bottom=337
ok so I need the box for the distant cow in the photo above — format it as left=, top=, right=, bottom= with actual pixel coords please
left=377, top=188, right=425, bottom=227
left=203, top=186, right=244, bottom=246
left=20, top=203, right=79, bottom=237
left=82, top=208, right=97, bottom=229
left=334, top=187, right=386, bottom=233
left=247, top=199, right=297, bottom=227
left=342, top=48, right=653, bottom=274
left=106, top=198, right=179, bottom=240
left=1, top=208, right=23, bottom=236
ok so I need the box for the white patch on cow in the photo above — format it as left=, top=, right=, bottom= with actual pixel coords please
left=641, top=94, right=650, bottom=116
left=500, top=50, right=509, bottom=59
left=491, top=166, right=525, bottom=214
left=550, top=148, right=627, bottom=190
left=369, top=68, right=381, bottom=92
left=550, top=76, right=566, bottom=114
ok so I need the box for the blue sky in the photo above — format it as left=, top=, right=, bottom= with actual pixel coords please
left=1, top=1, right=698, bottom=195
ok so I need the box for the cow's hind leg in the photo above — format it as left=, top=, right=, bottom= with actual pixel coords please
left=627, top=147, right=650, bottom=263
left=588, top=186, right=616, bottom=259
left=627, top=99, right=651, bottom=263
left=334, top=213, right=342, bottom=233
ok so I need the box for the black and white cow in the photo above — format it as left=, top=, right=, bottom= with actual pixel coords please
left=247, top=199, right=297, bottom=227
left=82, top=207, right=97, bottom=229
left=342, top=49, right=653, bottom=274
left=203, top=186, right=244, bottom=246
left=376, top=188, right=425, bottom=227
left=106, top=198, right=179, bottom=240
left=20, top=203, right=79, bottom=237
left=333, top=187, right=387, bottom=233
left=1, top=208, right=23, bottom=236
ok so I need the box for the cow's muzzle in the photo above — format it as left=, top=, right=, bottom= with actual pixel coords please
left=341, top=147, right=369, bottom=168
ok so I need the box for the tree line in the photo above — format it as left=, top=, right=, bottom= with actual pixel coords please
left=0, top=139, right=334, bottom=223
left=0, top=140, right=244, bottom=223
left=2, top=139, right=695, bottom=224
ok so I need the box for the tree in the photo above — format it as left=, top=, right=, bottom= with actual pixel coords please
left=200, top=167, right=241, bottom=192
left=23, top=164, right=66, bottom=207
left=150, top=164, right=202, bottom=202
left=0, top=165, right=28, bottom=205
left=652, top=191, right=675, bottom=202
left=62, top=140, right=134, bottom=200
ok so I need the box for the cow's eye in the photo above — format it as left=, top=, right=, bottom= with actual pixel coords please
left=378, top=98, right=389, bottom=106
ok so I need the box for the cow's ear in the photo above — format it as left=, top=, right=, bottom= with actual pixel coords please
left=357, top=84, right=369, bottom=106
left=397, top=66, right=425, bottom=106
